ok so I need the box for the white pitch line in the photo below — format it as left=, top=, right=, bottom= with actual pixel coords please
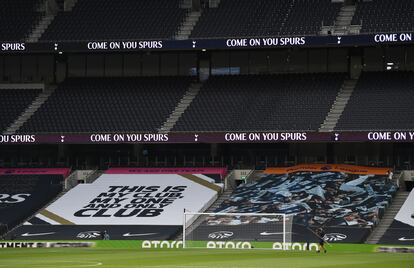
left=73, top=262, right=103, bottom=267
left=1, top=261, right=103, bottom=268
left=55, top=261, right=103, bottom=268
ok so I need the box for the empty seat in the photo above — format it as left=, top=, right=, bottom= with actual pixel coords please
left=191, top=0, right=341, bottom=38
left=0, top=89, right=40, bottom=132
left=336, top=71, right=414, bottom=130
left=173, top=73, right=345, bottom=132
left=18, top=77, right=192, bottom=133
left=0, top=0, right=41, bottom=41
left=353, top=0, right=414, bottom=33
left=40, top=0, right=186, bottom=41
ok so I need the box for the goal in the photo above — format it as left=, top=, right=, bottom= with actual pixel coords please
left=183, top=212, right=293, bottom=250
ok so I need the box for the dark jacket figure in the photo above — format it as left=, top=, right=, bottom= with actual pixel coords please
left=316, top=228, right=327, bottom=253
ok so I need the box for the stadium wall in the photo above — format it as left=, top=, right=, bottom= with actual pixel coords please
left=1, top=46, right=414, bottom=83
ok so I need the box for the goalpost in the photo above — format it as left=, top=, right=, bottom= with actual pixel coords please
left=183, top=212, right=293, bottom=250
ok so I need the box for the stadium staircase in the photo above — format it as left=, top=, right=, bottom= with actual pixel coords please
left=64, top=0, right=79, bottom=11
left=3, top=188, right=68, bottom=239
left=209, top=0, right=221, bottom=8
left=248, top=170, right=265, bottom=182
left=64, top=169, right=104, bottom=189
left=180, top=0, right=192, bottom=9
left=159, top=83, right=202, bottom=133
left=3, top=85, right=56, bottom=135
left=319, top=79, right=357, bottom=132
left=84, top=170, right=105, bottom=184
left=26, top=0, right=59, bottom=42
left=174, top=11, right=201, bottom=40
left=366, top=176, right=409, bottom=244
left=320, top=3, right=360, bottom=35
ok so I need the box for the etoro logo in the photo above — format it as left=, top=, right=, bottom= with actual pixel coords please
left=273, top=242, right=319, bottom=251
left=76, top=231, right=102, bottom=239
left=141, top=240, right=183, bottom=249
left=323, top=233, right=347, bottom=242
left=207, top=241, right=251, bottom=249
left=208, top=231, right=234, bottom=239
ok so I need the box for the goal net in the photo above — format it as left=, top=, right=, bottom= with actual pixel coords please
left=183, top=212, right=293, bottom=250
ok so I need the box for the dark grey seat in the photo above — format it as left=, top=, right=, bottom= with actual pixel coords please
left=40, top=0, right=186, bottom=41
left=336, top=71, right=414, bottom=131
left=0, top=89, right=40, bottom=132
left=174, top=73, right=345, bottom=132
left=191, top=0, right=341, bottom=38
left=19, top=77, right=191, bottom=133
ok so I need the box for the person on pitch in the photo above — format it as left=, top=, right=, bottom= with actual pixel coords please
left=316, top=228, right=327, bottom=253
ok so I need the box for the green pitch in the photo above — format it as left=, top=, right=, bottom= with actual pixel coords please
left=1, top=248, right=414, bottom=268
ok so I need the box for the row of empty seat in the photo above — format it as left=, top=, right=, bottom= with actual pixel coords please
left=2, top=0, right=413, bottom=42
left=191, top=0, right=340, bottom=38
left=0, top=89, right=40, bottom=133
left=336, top=71, right=414, bottom=131
left=14, top=74, right=344, bottom=133
left=2, top=71, right=414, bottom=133
left=19, top=77, right=192, bottom=133
left=353, top=0, right=414, bottom=33
left=0, top=0, right=41, bottom=41
left=174, top=73, right=344, bottom=131
left=40, top=0, right=187, bottom=41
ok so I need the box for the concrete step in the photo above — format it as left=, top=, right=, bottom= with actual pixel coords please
left=335, top=96, right=351, bottom=100
left=324, top=119, right=339, bottom=123
left=342, top=6, right=356, bottom=12
left=322, top=120, right=337, bottom=125
left=178, top=30, right=191, bottom=35
left=336, top=95, right=352, bottom=99
left=328, top=110, right=343, bottom=114
left=329, top=110, right=345, bottom=114
left=336, top=16, right=353, bottom=21
left=336, top=21, right=351, bottom=27
left=181, top=26, right=194, bottom=32
left=339, top=11, right=355, bottom=16
left=175, top=36, right=188, bottom=40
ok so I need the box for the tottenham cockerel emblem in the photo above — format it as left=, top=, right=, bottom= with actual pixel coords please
left=208, top=231, right=234, bottom=239
left=323, top=233, right=347, bottom=242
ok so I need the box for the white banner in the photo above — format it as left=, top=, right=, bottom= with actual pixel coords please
left=395, top=189, right=414, bottom=227
left=36, top=174, right=218, bottom=225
